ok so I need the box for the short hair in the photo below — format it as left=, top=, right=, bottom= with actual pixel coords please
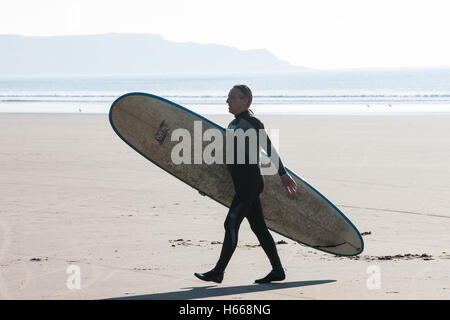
left=233, top=84, right=253, bottom=108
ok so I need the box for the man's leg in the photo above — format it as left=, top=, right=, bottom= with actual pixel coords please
left=247, top=197, right=285, bottom=283
left=194, top=193, right=256, bottom=283
left=215, top=193, right=254, bottom=272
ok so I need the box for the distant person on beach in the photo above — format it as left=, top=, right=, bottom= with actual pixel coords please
left=194, top=85, right=297, bottom=284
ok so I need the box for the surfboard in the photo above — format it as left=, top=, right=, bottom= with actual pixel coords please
left=109, top=92, right=364, bottom=256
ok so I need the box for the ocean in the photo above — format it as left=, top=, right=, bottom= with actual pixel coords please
left=1, top=69, right=450, bottom=115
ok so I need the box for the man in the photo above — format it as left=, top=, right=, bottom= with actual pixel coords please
left=194, top=85, right=297, bottom=284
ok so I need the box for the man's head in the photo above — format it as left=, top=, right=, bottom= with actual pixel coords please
left=227, top=84, right=253, bottom=115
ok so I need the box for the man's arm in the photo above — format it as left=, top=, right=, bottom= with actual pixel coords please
left=258, top=124, right=297, bottom=196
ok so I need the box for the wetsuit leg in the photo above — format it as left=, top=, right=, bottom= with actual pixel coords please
left=214, top=192, right=257, bottom=272
left=246, top=197, right=283, bottom=269
left=214, top=165, right=283, bottom=274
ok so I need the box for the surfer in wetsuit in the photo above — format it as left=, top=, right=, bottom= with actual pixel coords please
left=194, top=85, right=297, bottom=284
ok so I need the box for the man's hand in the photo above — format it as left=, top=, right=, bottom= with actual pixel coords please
left=280, top=173, right=297, bottom=196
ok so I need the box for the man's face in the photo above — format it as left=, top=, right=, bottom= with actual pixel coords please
left=226, top=88, right=248, bottom=115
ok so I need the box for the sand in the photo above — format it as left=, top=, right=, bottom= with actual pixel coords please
left=0, top=113, right=449, bottom=300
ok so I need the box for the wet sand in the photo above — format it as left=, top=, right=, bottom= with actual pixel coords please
left=0, top=113, right=449, bottom=299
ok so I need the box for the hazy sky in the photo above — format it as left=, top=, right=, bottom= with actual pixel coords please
left=2, top=0, right=450, bottom=69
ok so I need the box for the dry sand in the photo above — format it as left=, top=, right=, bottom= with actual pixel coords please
left=0, top=113, right=449, bottom=300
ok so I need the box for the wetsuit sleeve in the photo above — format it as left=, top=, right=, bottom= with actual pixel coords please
left=258, top=122, right=287, bottom=176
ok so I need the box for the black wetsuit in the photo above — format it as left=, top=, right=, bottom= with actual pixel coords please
left=214, top=109, right=287, bottom=273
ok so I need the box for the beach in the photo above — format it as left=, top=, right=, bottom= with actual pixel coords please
left=0, top=113, right=449, bottom=300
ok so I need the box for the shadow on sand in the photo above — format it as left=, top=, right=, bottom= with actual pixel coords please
left=107, top=280, right=336, bottom=300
